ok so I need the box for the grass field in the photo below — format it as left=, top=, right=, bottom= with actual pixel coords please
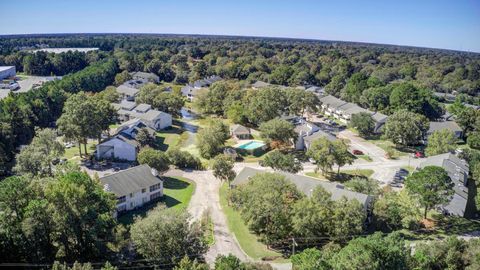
left=63, top=141, right=96, bottom=160
left=305, top=168, right=374, bottom=182
left=155, top=125, right=186, bottom=151
left=118, top=176, right=194, bottom=225
left=219, top=183, right=283, bottom=260
left=368, top=139, right=408, bottom=158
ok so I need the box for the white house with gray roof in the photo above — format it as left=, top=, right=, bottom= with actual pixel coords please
left=100, top=164, right=164, bottom=214
left=96, top=119, right=156, bottom=161
left=294, top=121, right=320, bottom=150
left=232, top=167, right=372, bottom=211
left=116, top=85, right=139, bottom=101
left=418, top=153, right=470, bottom=217
left=130, top=71, right=160, bottom=83
left=112, top=101, right=172, bottom=131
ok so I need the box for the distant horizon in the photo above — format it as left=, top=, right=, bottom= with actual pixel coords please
left=2, top=32, right=479, bottom=55
left=1, top=0, right=479, bottom=53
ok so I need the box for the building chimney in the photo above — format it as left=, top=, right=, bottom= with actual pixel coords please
left=103, top=184, right=110, bottom=192
left=151, top=168, right=159, bottom=177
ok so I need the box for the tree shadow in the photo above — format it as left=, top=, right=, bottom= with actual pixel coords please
left=163, top=176, right=191, bottom=190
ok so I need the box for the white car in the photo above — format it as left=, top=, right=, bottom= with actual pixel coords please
left=64, top=142, right=74, bottom=148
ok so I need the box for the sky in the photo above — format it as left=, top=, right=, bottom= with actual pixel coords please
left=1, top=0, right=479, bottom=52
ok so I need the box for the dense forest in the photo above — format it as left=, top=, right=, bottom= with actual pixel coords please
left=1, top=34, right=479, bottom=176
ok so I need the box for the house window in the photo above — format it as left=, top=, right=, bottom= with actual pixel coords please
left=142, top=188, right=146, bottom=193
left=150, top=183, right=161, bottom=192
left=150, top=191, right=162, bottom=200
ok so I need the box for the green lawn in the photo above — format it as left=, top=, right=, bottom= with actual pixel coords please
left=219, top=183, right=283, bottom=260
left=305, top=169, right=374, bottom=182
left=63, top=141, right=96, bottom=160
left=155, top=125, right=186, bottom=151
left=367, top=138, right=408, bottom=158
left=118, top=176, right=195, bottom=225
left=357, top=154, right=373, bottom=162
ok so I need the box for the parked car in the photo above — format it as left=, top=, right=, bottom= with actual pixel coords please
left=64, top=142, right=74, bottom=148
left=352, top=149, right=364, bottom=155
left=414, top=151, right=424, bottom=158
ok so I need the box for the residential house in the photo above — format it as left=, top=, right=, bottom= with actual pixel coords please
left=232, top=167, right=372, bottom=212
left=320, top=95, right=388, bottom=133
left=305, top=86, right=325, bottom=97
left=96, top=135, right=138, bottom=161
left=427, top=121, right=463, bottom=139
left=303, top=130, right=337, bottom=150
left=116, top=85, right=139, bottom=101
left=181, top=85, right=202, bottom=101
left=96, top=119, right=156, bottom=161
left=251, top=80, right=271, bottom=90
left=100, top=164, right=164, bottom=214
left=294, top=121, right=320, bottom=150
left=335, top=103, right=370, bottom=123
left=371, top=112, right=388, bottom=133
left=418, top=153, right=471, bottom=217
left=0, top=66, right=16, bottom=80
left=319, top=95, right=347, bottom=116
left=130, top=71, right=160, bottom=83
left=112, top=101, right=172, bottom=131
left=231, top=124, right=251, bottom=140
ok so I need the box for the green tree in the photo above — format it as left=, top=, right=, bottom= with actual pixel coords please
left=245, top=87, right=287, bottom=125
left=45, top=171, right=117, bottom=261
left=292, top=186, right=333, bottom=237
left=332, top=140, right=354, bottom=174
left=341, top=72, right=369, bottom=103
left=384, top=110, right=429, bottom=146
left=405, top=166, right=454, bottom=218
left=350, top=112, right=375, bottom=138
left=137, top=147, right=170, bottom=173
left=114, top=70, right=131, bottom=85
left=211, top=154, right=236, bottom=184
left=230, top=172, right=303, bottom=244
left=291, top=248, right=323, bottom=270
left=167, top=149, right=202, bottom=169
left=14, top=128, right=65, bottom=177
left=174, top=256, right=209, bottom=270
left=425, top=129, right=456, bottom=156
left=197, top=121, right=229, bottom=159
left=214, top=254, right=244, bottom=270
left=135, top=128, right=155, bottom=147
left=259, top=118, right=297, bottom=146
left=373, top=190, right=421, bottom=231
left=329, top=197, right=365, bottom=243
left=95, top=86, right=120, bottom=103
left=330, top=232, right=410, bottom=270
left=467, top=131, right=480, bottom=150
left=261, top=150, right=303, bottom=173
left=130, top=206, right=207, bottom=264
left=306, top=137, right=336, bottom=175
left=344, top=177, right=380, bottom=195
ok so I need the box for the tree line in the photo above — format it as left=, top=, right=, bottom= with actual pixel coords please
left=0, top=59, right=118, bottom=176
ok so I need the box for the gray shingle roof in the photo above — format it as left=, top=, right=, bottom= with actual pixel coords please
left=134, top=103, right=152, bottom=113
left=232, top=167, right=372, bottom=208
left=99, top=165, right=162, bottom=197
left=320, top=95, right=347, bottom=109
left=371, top=112, right=388, bottom=123
left=130, top=71, right=160, bottom=82
left=419, top=153, right=469, bottom=216
left=231, top=124, right=250, bottom=135
left=428, top=121, right=462, bottom=134
left=117, top=85, right=139, bottom=97
left=304, top=130, right=337, bottom=144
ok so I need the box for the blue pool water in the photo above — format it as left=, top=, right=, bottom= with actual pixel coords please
left=237, top=141, right=265, bottom=150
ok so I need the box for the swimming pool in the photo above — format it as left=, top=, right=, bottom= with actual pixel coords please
left=236, top=141, right=265, bottom=150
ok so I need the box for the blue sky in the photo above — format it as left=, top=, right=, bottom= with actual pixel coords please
left=1, top=0, right=479, bottom=52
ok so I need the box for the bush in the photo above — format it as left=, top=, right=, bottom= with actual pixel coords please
left=167, top=149, right=203, bottom=169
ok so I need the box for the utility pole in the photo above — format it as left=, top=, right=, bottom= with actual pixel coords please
left=291, top=237, right=298, bottom=255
